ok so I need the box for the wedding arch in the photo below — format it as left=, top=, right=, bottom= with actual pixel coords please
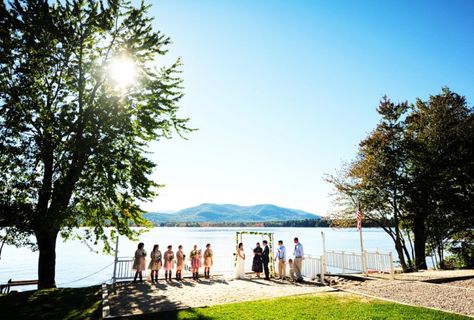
left=235, top=231, right=275, bottom=276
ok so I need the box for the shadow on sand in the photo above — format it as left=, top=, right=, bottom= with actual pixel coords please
left=106, top=276, right=322, bottom=319
left=108, top=278, right=230, bottom=319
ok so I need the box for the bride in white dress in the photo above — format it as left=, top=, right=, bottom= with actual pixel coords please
left=234, top=242, right=245, bottom=279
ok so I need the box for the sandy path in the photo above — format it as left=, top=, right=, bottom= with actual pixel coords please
left=371, top=269, right=474, bottom=281
left=335, top=277, right=474, bottom=317
left=446, top=278, right=474, bottom=289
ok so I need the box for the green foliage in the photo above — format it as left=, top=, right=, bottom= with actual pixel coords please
left=0, top=0, right=192, bottom=286
left=404, top=89, right=474, bottom=267
left=0, top=227, right=36, bottom=259
left=443, top=230, right=474, bottom=269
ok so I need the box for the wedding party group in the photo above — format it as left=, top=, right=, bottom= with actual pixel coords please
left=234, top=237, right=305, bottom=282
left=131, top=236, right=305, bottom=284
left=132, top=243, right=213, bottom=283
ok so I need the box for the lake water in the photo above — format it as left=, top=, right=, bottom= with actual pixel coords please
left=0, top=227, right=396, bottom=288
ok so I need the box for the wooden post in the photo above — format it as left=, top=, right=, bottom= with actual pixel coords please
left=358, top=202, right=367, bottom=275
left=389, top=251, right=395, bottom=280
left=342, top=251, right=346, bottom=273
left=112, top=233, right=119, bottom=285
left=321, top=231, right=326, bottom=281
left=321, top=231, right=327, bottom=257
left=320, top=256, right=325, bottom=284
left=321, top=231, right=327, bottom=268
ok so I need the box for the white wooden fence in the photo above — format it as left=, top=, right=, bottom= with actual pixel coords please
left=325, top=251, right=364, bottom=273
left=113, top=257, right=140, bottom=281
left=301, top=254, right=325, bottom=282
left=324, top=250, right=394, bottom=277
left=112, top=254, right=234, bottom=282
left=366, top=251, right=394, bottom=275
left=114, top=254, right=327, bottom=283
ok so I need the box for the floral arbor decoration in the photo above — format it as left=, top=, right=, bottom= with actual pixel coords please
left=235, top=231, right=275, bottom=276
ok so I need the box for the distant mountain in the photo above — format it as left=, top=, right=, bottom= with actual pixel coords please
left=144, top=203, right=320, bottom=224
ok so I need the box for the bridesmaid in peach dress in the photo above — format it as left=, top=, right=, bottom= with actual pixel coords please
left=163, top=245, right=175, bottom=281
left=175, top=245, right=185, bottom=281
left=190, top=245, right=201, bottom=280
left=203, top=243, right=213, bottom=279
left=148, top=244, right=162, bottom=283
left=132, top=242, right=146, bottom=283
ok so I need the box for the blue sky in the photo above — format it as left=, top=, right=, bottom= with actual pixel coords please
left=141, top=0, right=474, bottom=215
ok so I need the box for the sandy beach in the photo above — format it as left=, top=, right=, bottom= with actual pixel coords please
left=106, top=276, right=333, bottom=317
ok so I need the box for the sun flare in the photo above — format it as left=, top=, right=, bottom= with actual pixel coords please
left=108, top=56, right=137, bottom=90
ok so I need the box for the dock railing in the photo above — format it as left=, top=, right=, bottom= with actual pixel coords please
left=301, top=254, right=325, bottom=283
left=325, top=250, right=364, bottom=273
left=112, top=254, right=235, bottom=283
left=112, top=251, right=394, bottom=283
left=365, top=251, right=394, bottom=277
left=322, top=250, right=394, bottom=278
left=113, top=257, right=139, bottom=282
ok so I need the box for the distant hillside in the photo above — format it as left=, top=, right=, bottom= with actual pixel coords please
left=144, top=203, right=320, bottom=224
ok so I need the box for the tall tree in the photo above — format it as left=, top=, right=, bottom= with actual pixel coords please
left=0, top=0, right=191, bottom=288
left=353, top=97, right=414, bottom=271
left=404, top=88, right=474, bottom=269
left=326, top=97, right=414, bottom=272
left=328, top=88, right=473, bottom=271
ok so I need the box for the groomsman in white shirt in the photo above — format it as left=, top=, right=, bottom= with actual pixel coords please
left=275, top=240, right=286, bottom=279
left=293, top=237, right=304, bottom=282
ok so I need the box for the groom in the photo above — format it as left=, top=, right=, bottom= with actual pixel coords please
left=262, top=240, right=270, bottom=280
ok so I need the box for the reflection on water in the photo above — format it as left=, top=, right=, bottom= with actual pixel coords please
left=0, top=227, right=394, bottom=288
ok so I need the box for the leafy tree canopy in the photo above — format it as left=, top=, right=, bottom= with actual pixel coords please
left=0, top=0, right=192, bottom=287
left=327, top=88, right=473, bottom=271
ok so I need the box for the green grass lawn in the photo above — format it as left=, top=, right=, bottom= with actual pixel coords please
left=0, top=286, right=470, bottom=320
left=0, top=286, right=101, bottom=320
left=155, top=293, right=471, bottom=320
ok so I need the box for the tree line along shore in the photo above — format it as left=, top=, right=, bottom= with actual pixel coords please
left=143, top=218, right=390, bottom=228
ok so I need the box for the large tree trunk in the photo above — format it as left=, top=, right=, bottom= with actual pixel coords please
left=392, top=197, right=412, bottom=272
left=35, top=228, right=59, bottom=289
left=394, top=240, right=410, bottom=272
left=382, top=226, right=411, bottom=272
left=401, top=237, right=414, bottom=270
left=413, top=215, right=427, bottom=270
left=393, top=224, right=410, bottom=272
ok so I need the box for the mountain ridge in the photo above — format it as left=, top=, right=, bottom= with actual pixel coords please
left=144, top=203, right=320, bottom=223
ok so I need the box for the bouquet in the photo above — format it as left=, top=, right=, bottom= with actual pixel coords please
left=154, top=252, right=162, bottom=261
